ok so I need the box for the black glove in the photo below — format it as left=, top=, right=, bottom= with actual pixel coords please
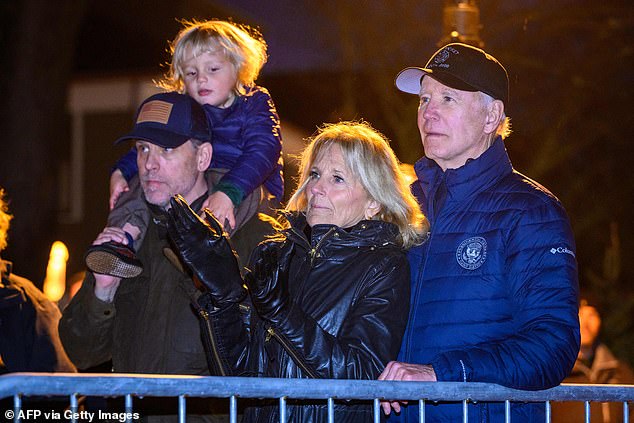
left=246, top=240, right=293, bottom=323
left=167, top=194, right=245, bottom=306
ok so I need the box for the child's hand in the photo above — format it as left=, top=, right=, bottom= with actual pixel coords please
left=202, top=191, right=236, bottom=231
left=109, top=169, right=129, bottom=210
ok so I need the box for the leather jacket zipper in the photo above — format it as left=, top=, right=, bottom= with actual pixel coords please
left=308, top=227, right=336, bottom=266
left=266, top=327, right=319, bottom=379
left=198, top=308, right=227, bottom=376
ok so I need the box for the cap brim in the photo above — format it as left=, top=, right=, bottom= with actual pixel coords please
left=395, top=67, right=480, bottom=95
left=113, top=126, right=190, bottom=149
left=395, top=68, right=426, bottom=94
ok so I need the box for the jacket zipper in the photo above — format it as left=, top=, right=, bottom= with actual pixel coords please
left=308, top=227, right=336, bottom=266
left=273, top=226, right=334, bottom=379
left=266, top=327, right=319, bottom=379
left=198, top=308, right=227, bottom=376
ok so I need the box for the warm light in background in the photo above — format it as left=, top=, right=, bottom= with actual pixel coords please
left=43, top=241, right=69, bottom=302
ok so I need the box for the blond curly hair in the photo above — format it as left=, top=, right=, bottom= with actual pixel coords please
left=157, top=19, right=267, bottom=96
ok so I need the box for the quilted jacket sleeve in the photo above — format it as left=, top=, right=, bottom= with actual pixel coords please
left=431, top=197, right=580, bottom=390
left=215, top=89, right=282, bottom=202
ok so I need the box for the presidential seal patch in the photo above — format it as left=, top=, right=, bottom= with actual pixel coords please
left=456, top=237, right=487, bottom=270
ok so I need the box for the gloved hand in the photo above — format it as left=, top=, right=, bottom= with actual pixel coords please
left=246, top=240, right=293, bottom=323
left=167, top=194, right=245, bottom=306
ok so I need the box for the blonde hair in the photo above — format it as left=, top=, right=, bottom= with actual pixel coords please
left=0, top=189, right=13, bottom=253
left=157, top=19, right=268, bottom=95
left=287, top=121, right=428, bottom=249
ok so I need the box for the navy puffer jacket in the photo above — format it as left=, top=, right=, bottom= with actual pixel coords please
left=392, top=138, right=580, bottom=423
left=203, top=86, right=283, bottom=201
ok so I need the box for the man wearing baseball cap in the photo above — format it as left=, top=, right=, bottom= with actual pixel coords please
left=379, top=43, right=580, bottom=422
left=60, top=92, right=236, bottom=421
left=83, top=91, right=214, bottom=279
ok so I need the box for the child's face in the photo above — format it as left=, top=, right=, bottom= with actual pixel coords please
left=182, top=48, right=238, bottom=108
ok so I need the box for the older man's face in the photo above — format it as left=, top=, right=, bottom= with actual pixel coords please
left=417, top=77, right=492, bottom=171
left=136, top=140, right=205, bottom=208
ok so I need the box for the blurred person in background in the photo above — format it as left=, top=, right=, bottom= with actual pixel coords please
left=552, top=296, right=634, bottom=422
left=0, top=187, right=76, bottom=414
left=0, top=187, right=76, bottom=374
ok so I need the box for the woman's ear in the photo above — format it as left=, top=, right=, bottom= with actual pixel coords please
left=196, top=142, right=213, bottom=171
left=484, top=100, right=504, bottom=135
left=365, top=199, right=381, bottom=220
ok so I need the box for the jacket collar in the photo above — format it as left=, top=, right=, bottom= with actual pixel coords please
left=284, top=212, right=400, bottom=249
left=414, top=136, right=513, bottom=208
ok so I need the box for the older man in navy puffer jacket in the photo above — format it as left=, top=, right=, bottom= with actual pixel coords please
left=379, top=43, right=580, bottom=423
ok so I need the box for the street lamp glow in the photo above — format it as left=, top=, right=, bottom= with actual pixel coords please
left=43, top=241, right=69, bottom=302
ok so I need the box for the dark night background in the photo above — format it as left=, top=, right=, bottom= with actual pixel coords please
left=1, top=1, right=633, bottom=365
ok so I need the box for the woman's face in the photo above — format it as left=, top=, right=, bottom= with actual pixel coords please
left=305, top=144, right=378, bottom=228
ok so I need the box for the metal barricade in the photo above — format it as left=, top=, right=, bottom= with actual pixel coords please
left=1, top=373, right=633, bottom=423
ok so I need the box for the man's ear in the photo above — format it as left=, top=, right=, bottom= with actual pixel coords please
left=196, top=142, right=213, bottom=171
left=484, top=100, right=504, bottom=135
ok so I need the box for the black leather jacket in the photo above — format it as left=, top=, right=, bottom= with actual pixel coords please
left=201, top=213, right=411, bottom=422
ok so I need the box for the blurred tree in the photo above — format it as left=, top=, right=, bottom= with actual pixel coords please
left=0, top=0, right=88, bottom=284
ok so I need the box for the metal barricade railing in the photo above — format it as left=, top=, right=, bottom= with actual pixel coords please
left=1, top=373, right=633, bottom=423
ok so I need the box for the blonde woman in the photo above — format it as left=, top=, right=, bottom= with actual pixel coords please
left=169, top=121, right=427, bottom=422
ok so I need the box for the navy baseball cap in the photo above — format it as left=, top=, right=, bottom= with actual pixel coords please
left=395, top=43, right=509, bottom=104
left=115, top=92, right=211, bottom=148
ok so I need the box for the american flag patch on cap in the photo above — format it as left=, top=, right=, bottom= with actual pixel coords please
left=137, top=100, right=173, bottom=124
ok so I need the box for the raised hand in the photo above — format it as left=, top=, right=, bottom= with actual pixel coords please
left=201, top=191, right=236, bottom=231
left=167, top=194, right=245, bottom=306
left=246, top=240, right=292, bottom=322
